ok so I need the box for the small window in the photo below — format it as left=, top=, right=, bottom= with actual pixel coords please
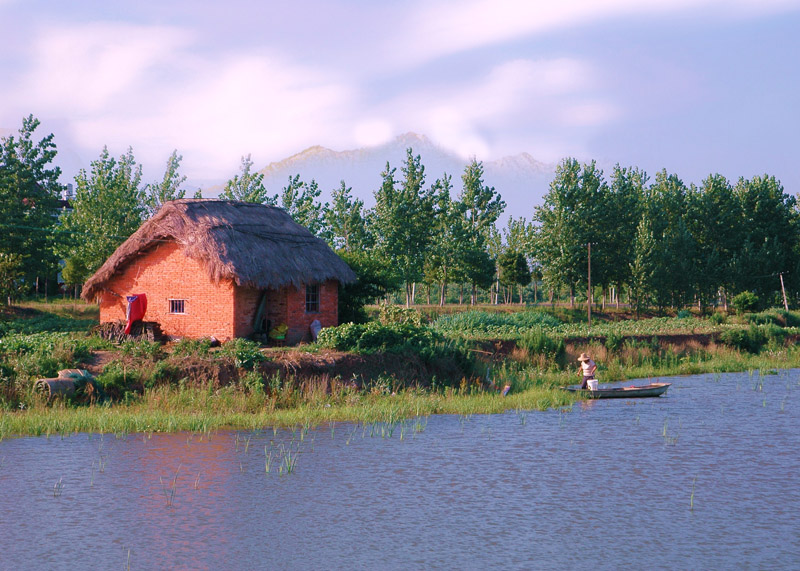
left=305, top=284, right=319, bottom=313
left=169, top=299, right=187, bottom=314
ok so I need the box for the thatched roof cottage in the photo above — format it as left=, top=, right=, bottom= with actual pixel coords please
left=82, top=199, right=356, bottom=344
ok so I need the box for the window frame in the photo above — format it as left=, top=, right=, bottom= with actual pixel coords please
left=168, top=299, right=187, bottom=315
left=305, top=284, right=320, bottom=313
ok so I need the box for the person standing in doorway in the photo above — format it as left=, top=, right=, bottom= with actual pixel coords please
left=577, top=353, right=597, bottom=389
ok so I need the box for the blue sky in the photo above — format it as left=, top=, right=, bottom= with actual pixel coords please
left=1, top=0, right=798, bottom=198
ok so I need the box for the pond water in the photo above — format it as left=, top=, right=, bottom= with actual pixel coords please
left=1, top=370, right=800, bottom=570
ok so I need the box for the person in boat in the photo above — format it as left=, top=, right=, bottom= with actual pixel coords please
left=577, top=353, right=597, bottom=389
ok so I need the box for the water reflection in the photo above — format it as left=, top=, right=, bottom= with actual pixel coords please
left=1, top=369, right=799, bottom=569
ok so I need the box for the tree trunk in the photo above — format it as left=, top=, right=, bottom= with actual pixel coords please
left=569, top=286, right=574, bottom=308
left=471, top=284, right=477, bottom=305
left=439, top=282, right=446, bottom=306
left=426, top=284, right=431, bottom=305
left=519, top=284, right=524, bottom=305
left=459, top=284, right=464, bottom=305
left=533, top=281, right=537, bottom=305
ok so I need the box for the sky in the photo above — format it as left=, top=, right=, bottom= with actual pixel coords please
left=1, top=0, right=799, bottom=202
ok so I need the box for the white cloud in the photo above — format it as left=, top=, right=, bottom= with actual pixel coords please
left=3, top=21, right=358, bottom=181
left=24, top=22, right=192, bottom=112
left=366, top=57, right=617, bottom=159
left=354, top=119, right=395, bottom=147
left=399, top=0, right=800, bottom=66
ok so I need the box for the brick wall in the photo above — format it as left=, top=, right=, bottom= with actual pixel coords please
left=284, top=279, right=339, bottom=344
left=97, top=243, right=340, bottom=344
left=233, top=287, right=289, bottom=338
left=98, top=242, right=237, bottom=340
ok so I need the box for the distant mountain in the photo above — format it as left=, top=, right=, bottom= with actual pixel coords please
left=211, top=133, right=556, bottom=226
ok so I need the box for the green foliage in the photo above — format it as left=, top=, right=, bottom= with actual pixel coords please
left=145, top=150, right=187, bottom=215
left=119, top=339, right=163, bottom=361
left=0, top=312, right=97, bottom=336
left=677, top=309, right=692, bottom=319
left=534, top=158, right=608, bottom=294
left=337, top=250, right=400, bottom=324
left=60, top=256, right=88, bottom=289
left=518, top=327, right=565, bottom=360
left=0, top=115, right=62, bottom=287
left=732, top=291, right=760, bottom=314
left=371, top=150, right=435, bottom=305
left=0, top=253, right=25, bottom=304
left=217, top=338, right=266, bottom=369
left=325, top=180, right=370, bottom=252
left=281, top=175, right=327, bottom=238
left=0, top=332, right=105, bottom=406
left=95, top=362, right=130, bottom=399
left=171, top=337, right=212, bottom=357
left=605, top=331, right=624, bottom=353
left=629, top=216, right=657, bottom=318
left=317, top=322, right=433, bottom=353
left=431, top=310, right=562, bottom=337
left=317, top=322, right=472, bottom=373
left=709, top=312, right=726, bottom=325
left=498, top=250, right=531, bottom=291
left=219, top=154, right=276, bottom=204
left=240, top=370, right=265, bottom=394
left=379, top=303, right=423, bottom=326
left=719, top=324, right=786, bottom=353
left=744, top=309, right=800, bottom=327
left=58, top=146, right=146, bottom=277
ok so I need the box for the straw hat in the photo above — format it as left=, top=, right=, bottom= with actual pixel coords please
left=578, top=353, right=591, bottom=362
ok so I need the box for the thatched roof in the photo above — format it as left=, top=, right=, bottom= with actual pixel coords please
left=82, top=199, right=356, bottom=301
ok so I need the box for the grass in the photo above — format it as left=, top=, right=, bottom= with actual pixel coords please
left=0, top=383, right=576, bottom=438
left=2, top=301, right=800, bottom=437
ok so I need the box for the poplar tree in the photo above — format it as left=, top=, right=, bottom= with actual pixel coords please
left=58, top=147, right=146, bottom=283
left=458, top=158, right=505, bottom=303
left=219, top=154, right=276, bottom=205
left=145, top=150, right=187, bottom=216
left=0, top=115, right=62, bottom=291
left=324, top=180, right=370, bottom=252
left=371, top=149, right=434, bottom=306
left=280, top=174, right=328, bottom=238
left=629, top=216, right=657, bottom=319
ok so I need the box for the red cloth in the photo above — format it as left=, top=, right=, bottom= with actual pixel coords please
left=124, top=293, right=147, bottom=334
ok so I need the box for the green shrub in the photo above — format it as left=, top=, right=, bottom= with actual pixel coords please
left=604, top=331, right=624, bottom=353
left=431, top=310, right=562, bottom=336
left=172, top=338, right=212, bottom=357
left=95, top=361, right=132, bottom=399
left=217, top=338, right=266, bottom=369
left=379, top=304, right=423, bottom=326
left=732, top=291, right=760, bottom=314
left=241, top=370, right=265, bottom=394
left=719, top=324, right=784, bottom=353
left=317, top=322, right=474, bottom=374
left=745, top=309, right=800, bottom=328
left=120, top=339, right=163, bottom=361
left=676, top=309, right=692, bottom=319
left=0, top=313, right=96, bottom=336
left=709, top=312, right=726, bottom=325
left=519, top=328, right=565, bottom=359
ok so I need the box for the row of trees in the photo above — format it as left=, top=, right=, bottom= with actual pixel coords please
left=534, top=159, right=800, bottom=313
left=1, top=114, right=798, bottom=313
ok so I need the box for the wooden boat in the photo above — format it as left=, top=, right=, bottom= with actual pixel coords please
left=563, top=382, right=671, bottom=399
